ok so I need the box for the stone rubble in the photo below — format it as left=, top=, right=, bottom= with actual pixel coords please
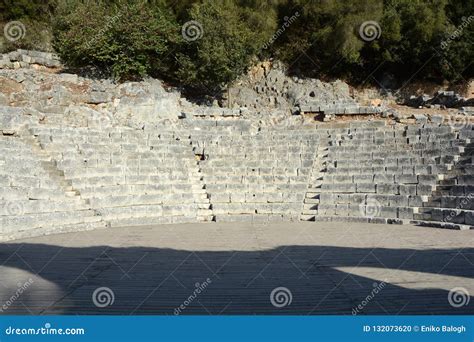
left=0, top=49, right=61, bottom=69
left=406, top=90, right=474, bottom=109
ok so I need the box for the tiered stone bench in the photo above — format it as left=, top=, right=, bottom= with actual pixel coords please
left=1, top=119, right=472, bottom=242
left=187, top=129, right=321, bottom=223
left=414, top=126, right=474, bottom=229
left=29, top=126, right=210, bottom=227
left=309, top=124, right=471, bottom=228
left=0, top=134, right=105, bottom=241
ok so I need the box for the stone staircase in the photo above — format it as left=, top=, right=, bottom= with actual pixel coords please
left=310, top=123, right=472, bottom=228
left=21, top=127, right=82, bottom=199
left=0, top=130, right=105, bottom=241
left=412, top=126, right=474, bottom=229
left=301, top=133, right=329, bottom=220
left=190, top=151, right=215, bottom=222
left=28, top=126, right=206, bottom=227
left=2, top=118, right=473, bottom=242
left=187, top=129, right=319, bottom=223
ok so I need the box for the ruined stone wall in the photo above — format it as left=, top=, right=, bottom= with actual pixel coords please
left=1, top=60, right=473, bottom=242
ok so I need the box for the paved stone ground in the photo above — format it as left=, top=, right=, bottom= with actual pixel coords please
left=0, top=222, right=472, bottom=315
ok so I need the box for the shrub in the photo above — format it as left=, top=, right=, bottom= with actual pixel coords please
left=173, top=0, right=274, bottom=92
left=53, top=0, right=179, bottom=81
left=0, top=0, right=53, bottom=52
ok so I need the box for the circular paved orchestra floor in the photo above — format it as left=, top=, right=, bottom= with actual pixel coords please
left=0, top=222, right=472, bottom=315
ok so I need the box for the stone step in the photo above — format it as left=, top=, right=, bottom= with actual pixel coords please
left=305, top=192, right=320, bottom=199
left=330, top=157, right=459, bottom=167
left=198, top=209, right=213, bottom=216
left=414, top=207, right=474, bottom=225
left=323, top=174, right=443, bottom=184
left=0, top=220, right=108, bottom=242
left=0, top=209, right=101, bottom=234
left=88, top=196, right=198, bottom=208
left=318, top=204, right=417, bottom=220
left=430, top=185, right=474, bottom=196
left=65, top=190, right=80, bottom=197
left=312, top=215, right=401, bottom=225
left=303, top=203, right=319, bottom=210
left=0, top=199, right=89, bottom=215
left=0, top=186, right=79, bottom=201
left=409, top=219, right=473, bottom=231
left=197, top=215, right=215, bottom=222
left=300, top=214, right=316, bottom=221
left=108, top=215, right=197, bottom=228
left=327, top=164, right=451, bottom=175
left=422, top=196, right=474, bottom=209
left=438, top=175, right=474, bottom=186
left=301, top=209, right=318, bottom=216
left=320, top=183, right=436, bottom=195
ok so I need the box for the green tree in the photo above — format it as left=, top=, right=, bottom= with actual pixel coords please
left=0, top=0, right=54, bottom=52
left=53, top=0, right=179, bottom=80
left=174, top=0, right=275, bottom=92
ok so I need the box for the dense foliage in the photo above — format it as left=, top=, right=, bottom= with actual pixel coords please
left=1, top=0, right=472, bottom=91
left=53, top=0, right=179, bottom=80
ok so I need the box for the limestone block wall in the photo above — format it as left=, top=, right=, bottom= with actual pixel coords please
left=188, top=129, right=321, bottom=223
left=416, top=126, right=474, bottom=228
left=0, top=134, right=105, bottom=241
left=312, top=123, right=473, bottom=229
left=1, top=119, right=473, bottom=242
left=0, top=50, right=61, bottom=69
left=29, top=125, right=209, bottom=227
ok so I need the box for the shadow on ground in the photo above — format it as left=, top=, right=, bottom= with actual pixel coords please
left=0, top=242, right=472, bottom=315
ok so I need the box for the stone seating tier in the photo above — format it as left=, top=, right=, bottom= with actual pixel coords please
left=1, top=121, right=473, bottom=242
